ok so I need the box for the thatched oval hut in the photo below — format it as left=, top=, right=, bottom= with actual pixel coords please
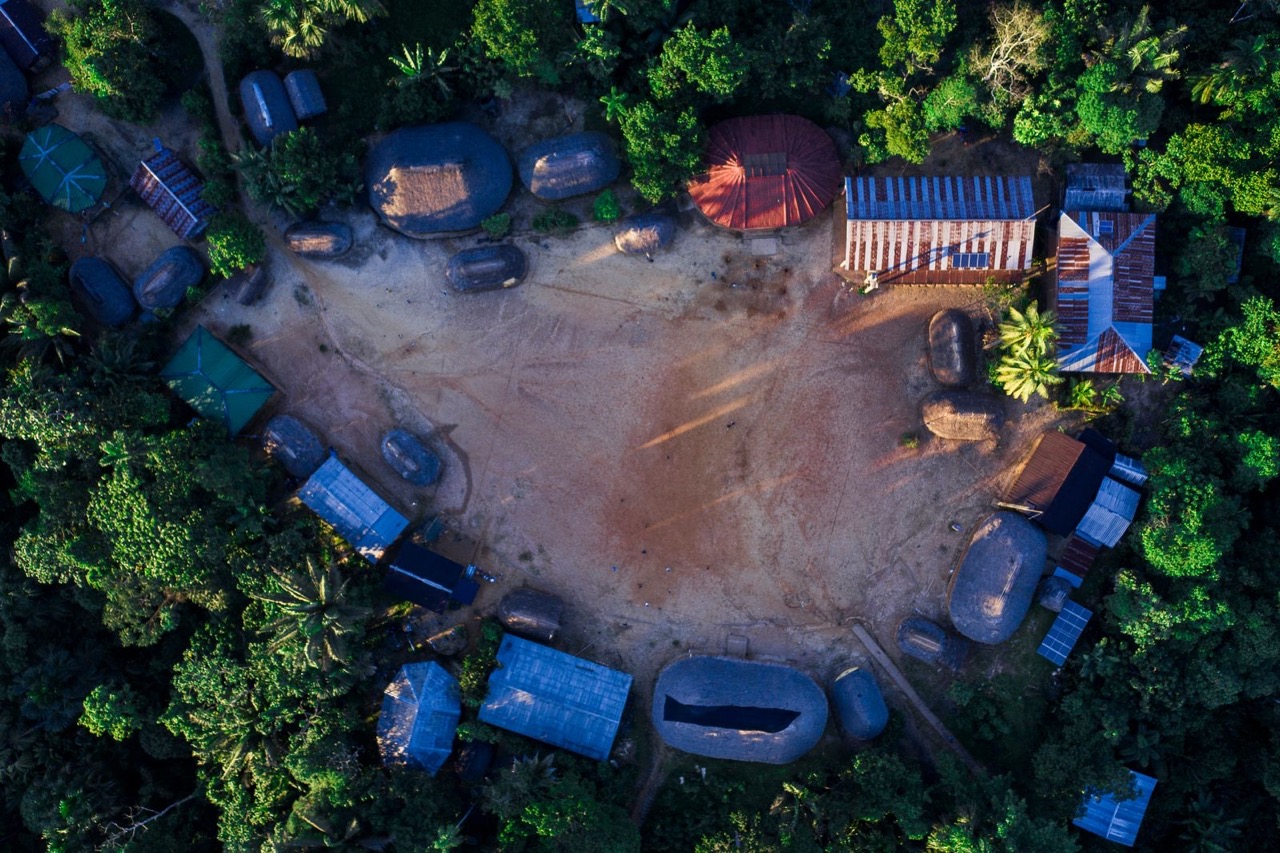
left=921, top=390, right=1005, bottom=441
left=896, top=617, right=969, bottom=671
left=652, top=657, right=828, bottom=764
left=497, top=588, right=563, bottom=642
left=262, top=414, right=326, bottom=480
left=69, top=257, right=134, bottom=327
left=381, top=429, right=441, bottom=486
left=928, top=309, right=977, bottom=387
left=284, top=69, right=326, bottom=120
left=517, top=132, right=620, bottom=201
left=229, top=263, right=270, bottom=306
left=445, top=244, right=527, bottom=292
left=1037, top=575, right=1073, bottom=613
left=133, top=246, right=204, bottom=311
left=831, top=666, right=888, bottom=740
left=285, top=221, right=353, bottom=259
left=614, top=214, right=676, bottom=255
left=239, top=70, right=297, bottom=148
left=948, top=512, right=1048, bottom=645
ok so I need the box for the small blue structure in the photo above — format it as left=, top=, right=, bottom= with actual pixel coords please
left=377, top=662, right=460, bottom=775
left=284, top=69, right=327, bottom=120
left=297, top=453, right=409, bottom=562
left=1073, top=771, right=1157, bottom=847
left=1038, top=600, right=1092, bottom=666
left=573, top=0, right=600, bottom=23
left=831, top=666, right=888, bottom=740
left=384, top=542, right=480, bottom=613
left=479, top=635, right=632, bottom=761
left=239, top=70, right=297, bottom=148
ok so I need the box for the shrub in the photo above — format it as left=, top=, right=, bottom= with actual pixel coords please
left=48, top=0, right=166, bottom=123
left=531, top=208, right=579, bottom=234
left=205, top=212, right=265, bottom=279
left=592, top=188, right=621, bottom=223
left=481, top=213, right=512, bottom=239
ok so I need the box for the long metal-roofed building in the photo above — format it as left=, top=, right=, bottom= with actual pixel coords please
left=130, top=142, right=217, bottom=239
left=1073, top=771, right=1157, bottom=847
left=297, top=453, right=410, bottom=563
left=377, top=661, right=460, bottom=775
left=843, top=175, right=1036, bottom=285
left=478, top=635, right=631, bottom=761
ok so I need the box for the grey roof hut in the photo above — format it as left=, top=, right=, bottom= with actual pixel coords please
left=927, top=309, right=977, bottom=387
left=69, top=257, right=135, bottom=327
left=652, top=656, right=828, bottom=764
left=229, top=263, right=269, bottom=306
left=377, top=661, right=460, bottom=775
left=133, top=246, right=204, bottom=312
left=381, top=429, right=442, bottom=486
left=517, top=131, right=620, bottom=201
left=1064, top=163, right=1129, bottom=212
left=0, top=41, right=25, bottom=114
left=285, top=221, right=353, bottom=259
left=1036, top=575, right=1073, bottom=614
left=614, top=214, right=675, bottom=255
left=831, top=666, right=888, bottom=740
left=366, top=123, right=512, bottom=237
left=921, top=390, right=1004, bottom=441
left=948, top=512, right=1048, bottom=644
left=239, top=70, right=297, bottom=148
left=446, top=244, right=527, bottom=292
left=262, top=414, right=326, bottom=480
left=284, top=69, right=326, bottom=120
left=497, top=588, right=563, bottom=642
left=896, top=617, right=969, bottom=670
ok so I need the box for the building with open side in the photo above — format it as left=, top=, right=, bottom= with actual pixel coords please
left=296, top=453, right=409, bottom=562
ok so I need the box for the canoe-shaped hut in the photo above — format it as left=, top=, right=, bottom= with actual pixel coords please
left=262, top=414, right=326, bottom=480
left=284, top=69, right=326, bottom=120
left=239, top=70, right=297, bottom=148
left=445, top=244, right=526, bottom=292
left=69, top=257, right=135, bottom=327
left=948, top=512, right=1047, bottom=644
left=831, top=666, right=888, bottom=740
left=614, top=214, right=675, bottom=255
left=497, top=588, right=563, bottom=642
left=381, top=429, right=442, bottom=486
left=284, top=221, right=353, bottom=259
left=927, top=309, right=977, bottom=387
left=133, top=246, right=204, bottom=311
left=896, top=616, right=969, bottom=671
left=921, top=390, right=1004, bottom=441
left=517, top=132, right=620, bottom=201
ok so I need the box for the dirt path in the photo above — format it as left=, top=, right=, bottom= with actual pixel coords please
left=630, top=744, right=670, bottom=826
left=165, top=1, right=243, bottom=156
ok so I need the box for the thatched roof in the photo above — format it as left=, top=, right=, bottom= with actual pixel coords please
left=614, top=214, right=675, bottom=255
left=229, top=263, right=269, bottom=306
left=497, top=588, right=563, bottom=642
left=921, top=390, right=1004, bottom=441
left=69, top=257, right=134, bottom=327
left=927, top=309, right=977, bottom=387
left=896, top=617, right=968, bottom=670
left=0, top=40, right=25, bottom=113
left=381, top=429, right=441, bottom=486
left=284, top=69, right=326, bottom=120
left=133, top=246, right=204, bottom=311
left=239, top=70, right=297, bottom=148
left=948, top=512, right=1047, bottom=644
left=377, top=661, right=460, bottom=775
left=262, top=414, right=325, bottom=480
left=517, top=131, right=620, bottom=201
left=831, top=666, right=888, bottom=740
left=652, top=656, right=828, bottom=764
left=1037, top=575, right=1073, bottom=613
left=445, top=244, right=526, bottom=292
left=366, top=123, right=512, bottom=237
left=284, top=221, right=353, bottom=259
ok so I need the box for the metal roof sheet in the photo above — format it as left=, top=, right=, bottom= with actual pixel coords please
left=297, top=454, right=409, bottom=562
left=160, top=326, right=274, bottom=435
left=1073, top=771, right=1157, bottom=847
left=846, top=175, right=1035, bottom=221
left=130, top=146, right=217, bottom=239
left=1004, top=432, right=1111, bottom=535
left=20, top=124, right=106, bottom=213
left=377, top=662, right=460, bottom=775
left=1063, top=163, right=1128, bottom=212
left=1075, top=478, right=1140, bottom=548
left=0, top=0, right=51, bottom=69
left=383, top=543, right=475, bottom=612
left=1037, top=600, right=1092, bottom=666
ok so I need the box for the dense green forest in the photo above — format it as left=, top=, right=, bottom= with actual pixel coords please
left=2, top=0, right=1280, bottom=849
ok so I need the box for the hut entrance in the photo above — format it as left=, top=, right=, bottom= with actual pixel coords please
left=662, top=696, right=799, bottom=733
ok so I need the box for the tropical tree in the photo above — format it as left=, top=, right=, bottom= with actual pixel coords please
left=259, top=0, right=385, bottom=59
left=390, top=43, right=457, bottom=99
left=252, top=558, right=370, bottom=674
left=46, top=0, right=166, bottom=122
left=997, top=302, right=1057, bottom=355
left=995, top=347, right=1063, bottom=402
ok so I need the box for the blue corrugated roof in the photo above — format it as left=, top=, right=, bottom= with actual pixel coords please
left=1038, top=600, right=1092, bottom=666
left=1073, top=771, right=1157, bottom=847
left=478, top=635, right=632, bottom=761
left=846, top=175, right=1035, bottom=221
left=297, top=454, right=409, bottom=562
left=377, top=662, right=460, bottom=775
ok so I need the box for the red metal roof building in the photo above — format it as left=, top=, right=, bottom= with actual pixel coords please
left=687, top=115, right=840, bottom=231
left=129, top=144, right=217, bottom=240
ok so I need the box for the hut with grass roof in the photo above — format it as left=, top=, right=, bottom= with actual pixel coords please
left=381, top=429, right=442, bottom=486
left=614, top=213, right=675, bottom=255
left=896, top=617, right=969, bottom=670
left=133, top=246, right=204, bottom=312
left=239, top=70, right=297, bottom=148
left=948, top=512, right=1047, bottom=645
left=446, top=244, right=526, bottom=292
left=517, top=131, right=619, bottom=201
left=262, top=414, right=326, bottom=480
left=921, top=390, right=1004, bottom=441
left=284, top=69, right=326, bottom=120
left=927, top=309, right=977, bottom=387
left=284, top=221, right=352, bottom=259
left=377, top=661, right=460, bottom=775
left=831, top=666, right=888, bottom=741
left=497, top=588, right=563, bottom=642
left=69, top=257, right=135, bottom=327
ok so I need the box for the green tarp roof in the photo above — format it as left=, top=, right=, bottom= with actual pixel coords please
left=20, top=123, right=107, bottom=213
left=161, top=326, right=274, bottom=435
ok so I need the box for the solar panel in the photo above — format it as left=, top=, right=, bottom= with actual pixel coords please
left=1038, top=601, right=1092, bottom=666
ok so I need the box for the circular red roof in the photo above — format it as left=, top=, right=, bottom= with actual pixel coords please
left=688, top=115, right=841, bottom=230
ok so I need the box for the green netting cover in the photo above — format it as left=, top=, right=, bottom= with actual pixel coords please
left=161, top=326, right=275, bottom=435
left=20, top=124, right=107, bottom=213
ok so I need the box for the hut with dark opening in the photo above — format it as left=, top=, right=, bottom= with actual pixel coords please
left=377, top=661, right=460, bottom=775
left=927, top=309, right=977, bottom=387
left=284, top=69, right=327, bottom=120
left=0, top=42, right=24, bottom=113
left=366, top=123, right=512, bottom=237
left=0, top=0, right=51, bottom=69
left=831, top=666, right=888, bottom=741
left=948, top=512, right=1047, bottom=645
left=239, top=70, right=297, bottom=148
left=381, top=429, right=442, bottom=486
left=284, top=221, right=353, bottom=259
left=921, top=390, right=1004, bottom=441
left=446, top=244, right=526, bottom=292
left=652, top=657, right=828, bottom=764
left=517, top=131, right=619, bottom=201
left=896, top=617, right=968, bottom=670
left=614, top=213, right=675, bottom=255
left=69, top=257, right=134, bottom=327
left=133, top=246, right=204, bottom=312
left=497, top=588, right=563, bottom=642
left=262, top=414, right=326, bottom=480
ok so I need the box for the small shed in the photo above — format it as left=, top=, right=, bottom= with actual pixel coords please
left=614, top=214, right=675, bottom=255
left=478, top=635, right=633, bottom=761
left=1073, top=771, right=1157, bottom=847
left=133, top=246, right=204, bottom=312
left=20, top=124, right=106, bottom=213
left=948, top=512, right=1047, bottom=645
left=296, top=453, right=410, bottom=562
left=381, top=429, right=442, bottom=486
left=1164, top=335, right=1203, bottom=378
left=377, top=662, right=460, bottom=775
left=517, top=132, right=620, bottom=201
left=927, top=309, right=977, bottom=387
left=497, top=588, right=563, bottom=642
left=68, top=257, right=134, bottom=327
left=284, top=221, right=353, bottom=259
left=239, top=70, right=297, bottom=148
left=130, top=144, right=217, bottom=239
left=896, top=617, right=969, bottom=670
left=0, top=0, right=50, bottom=70
left=0, top=40, right=24, bottom=113
left=284, top=69, right=327, bottom=120
left=831, top=666, right=888, bottom=741
left=446, top=244, right=526, bottom=292
left=160, top=325, right=275, bottom=435
left=261, top=414, right=326, bottom=480
left=921, top=390, right=1004, bottom=441
left=1063, top=163, right=1129, bottom=212
left=383, top=542, right=480, bottom=613
left=1003, top=432, right=1112, bottom=536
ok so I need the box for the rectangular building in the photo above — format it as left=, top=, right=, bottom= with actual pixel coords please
left=130, top=145, right=218, bottom=239
left=297, top=454, right=409, bottom=562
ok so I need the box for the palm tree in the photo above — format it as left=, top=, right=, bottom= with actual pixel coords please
left=1191, top=35, right=1279, bottom=105
left=259, top=0, right=327, bottom=60
left=1093, top=6, right=1186, bottom=96
left=481, top=753, right=558, bottom=822
left=599, top=86, right=629, bottom=124
left=997, top=302, right=1057, bottom=355
left=996, top=347, right=1063, bottom=402
left=252, top=558, right=370, bottom=673
left=389, top=43, right=456, bottom=99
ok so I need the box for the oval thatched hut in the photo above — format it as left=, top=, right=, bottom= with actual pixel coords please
left=445, top=244, right=527, bottom=292
left=284, top=69, right=326, bottom=120
left=69, top=257, right=135, bottom=327
left=239, top=70, right=297, bottom=148
left=928, top=309, right=977, bottom=387
left=517, top=132, right=620, bottom=201
left=285, top=221, right=353, bottom=259
left=381, top=429, right=441, bottom=486
left=831, top=666, right=888, bottom=740
left=921, top=390, right=1005, bottom=441
left=948, top=512, right=1048, bottom=645
left=652, top=657, right=828, bottom=764
left=262, top=414, right=326, bottom=480
left=133, top=246, right=204, bottom=311
left=614, top=214, right=676, bottom=255
left=896, top=617, right=969, bottom=671
left=497, top=588, right=563, bottom=642
left=1037, top=575, right=1073, bottom=613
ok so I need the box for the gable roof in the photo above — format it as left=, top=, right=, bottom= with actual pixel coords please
left=1003, top=432, right=1112, bottom=536
left=297, top=454, right=409, bottom=562
left=130, top=145, right=217, bottom=239
left=160, top=325, right=274, bottom=435
left=0, top=0, right=50, bottom=69
left=1073, top=771, right=1157, bottom=847
left=383, top=542, right=479, bottom=612
left=1075, top=477, right=1141, bottom=547
left=1063, top=163, right=1128, bottom=212
left=20, top=124, right=106, bottom=213
left=847, top=175, right=1035, bottom=221
left=377, top=662, right=460, bottom=775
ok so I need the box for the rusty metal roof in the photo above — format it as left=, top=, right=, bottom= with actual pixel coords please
left=1003, top=432, right=1111, bottom=535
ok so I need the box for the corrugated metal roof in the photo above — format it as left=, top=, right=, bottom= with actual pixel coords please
left=377, top=662, right=460, bottom=775
left=383, top=543, right=476, bottom=612
left=1164, top=335, right=1204, bottom=378
left=1064, top=163, right=1128, bottom=212
left=1004, top=432, right=1114, bottom=535
left=297, top=454, right=409, bottom=562
left=1074, top=771, right=1157, bottom=847
left=1076, top=477, right=1140, bottom=547
left=846, top=175, right=1035, bottom=221
left=478, top=635, right=631, bottom=761
left=1056, top=535, right=1100, bottom=581
left=160, top=325, right=274, bottom=435
left=1110, top=453, right=1148, bottom=486
left=130, top=147, right=217, bottom=239
left=1037, top=600, right=1092, bottom=666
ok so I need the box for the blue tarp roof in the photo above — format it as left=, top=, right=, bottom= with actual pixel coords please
left=479, top=635, right=632, bottom=761
left=574, top=0, right=600, bottom=23
left=297, top=453, right=409, bottom=562
left=377, top=662, right=460, bottom=775
left=1074, top=771, right=1157, bottom=847
left=1038, top=600, right=1092, bottom=666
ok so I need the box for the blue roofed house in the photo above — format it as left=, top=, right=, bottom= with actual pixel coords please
left=297, top=453, right=409, bottom=562
left=478, top=635, right=632, bottom=761
left=377, top=662, right=460, bottom=775
left=239, top=70, right=298, bottom=148
left=1073, top=771, right=1157, bottom=847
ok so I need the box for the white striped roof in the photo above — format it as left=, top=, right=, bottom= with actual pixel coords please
left=846, top=175, right=1036, bottom=221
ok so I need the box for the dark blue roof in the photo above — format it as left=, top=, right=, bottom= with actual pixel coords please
left=377, top=662, right=460, bottom=775
left=297, top=453, right=409, bottom=562
left=384, top=543, right=478, bottom=612
left=69, top=257, right=135, bottom=327
left=574, top=0, right=601, bottom=23
left=831, top=667, right=888, bottom=740
left=284, top=69, right=327, bottom=120
left=1038, top=601, right=1092, bottom=666
left=1073, top=771, right=1157, bottom=847
left=239, top=71, right=297, bottom=148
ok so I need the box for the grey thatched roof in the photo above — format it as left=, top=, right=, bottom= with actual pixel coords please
left=240, top=71, right=297, bottom=148
left=133, top=246, right=204, bottom=311
left=896, top=617, right=968, bottom=670
left=69, top=257, right=135, bottom=327
left=381, top=429, right=441, bottom=486
left=285, top=221, right=353, bottom=259
left=948, top=512, right=1048, bottom=644
left=0, top=39, right=25, bottom=113
left=831, top=666, right=888, bottom=740
left=652, top=656, right=828, bottom=764
left=367, top=123, right=512, bottom=237
left=262, top=414, right=326, bottom=480
left=498, top=588, right=563, bottom=642
left=229, top=262, right=269, bottom=306
left=928, top=309, right=977, bottom=387
left=284, top=69, right=326, bottom=120
left=377, top=661, right=460, bottom=775
left=517, top=132, right=620, bottom=201
left=1037, top=575, right=1073, bottom=613
left=614, top=214, right=675, bottom=255
left=446, top=244, right=526, bottom=292
left=921, top=390, right=1004, bottom=441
